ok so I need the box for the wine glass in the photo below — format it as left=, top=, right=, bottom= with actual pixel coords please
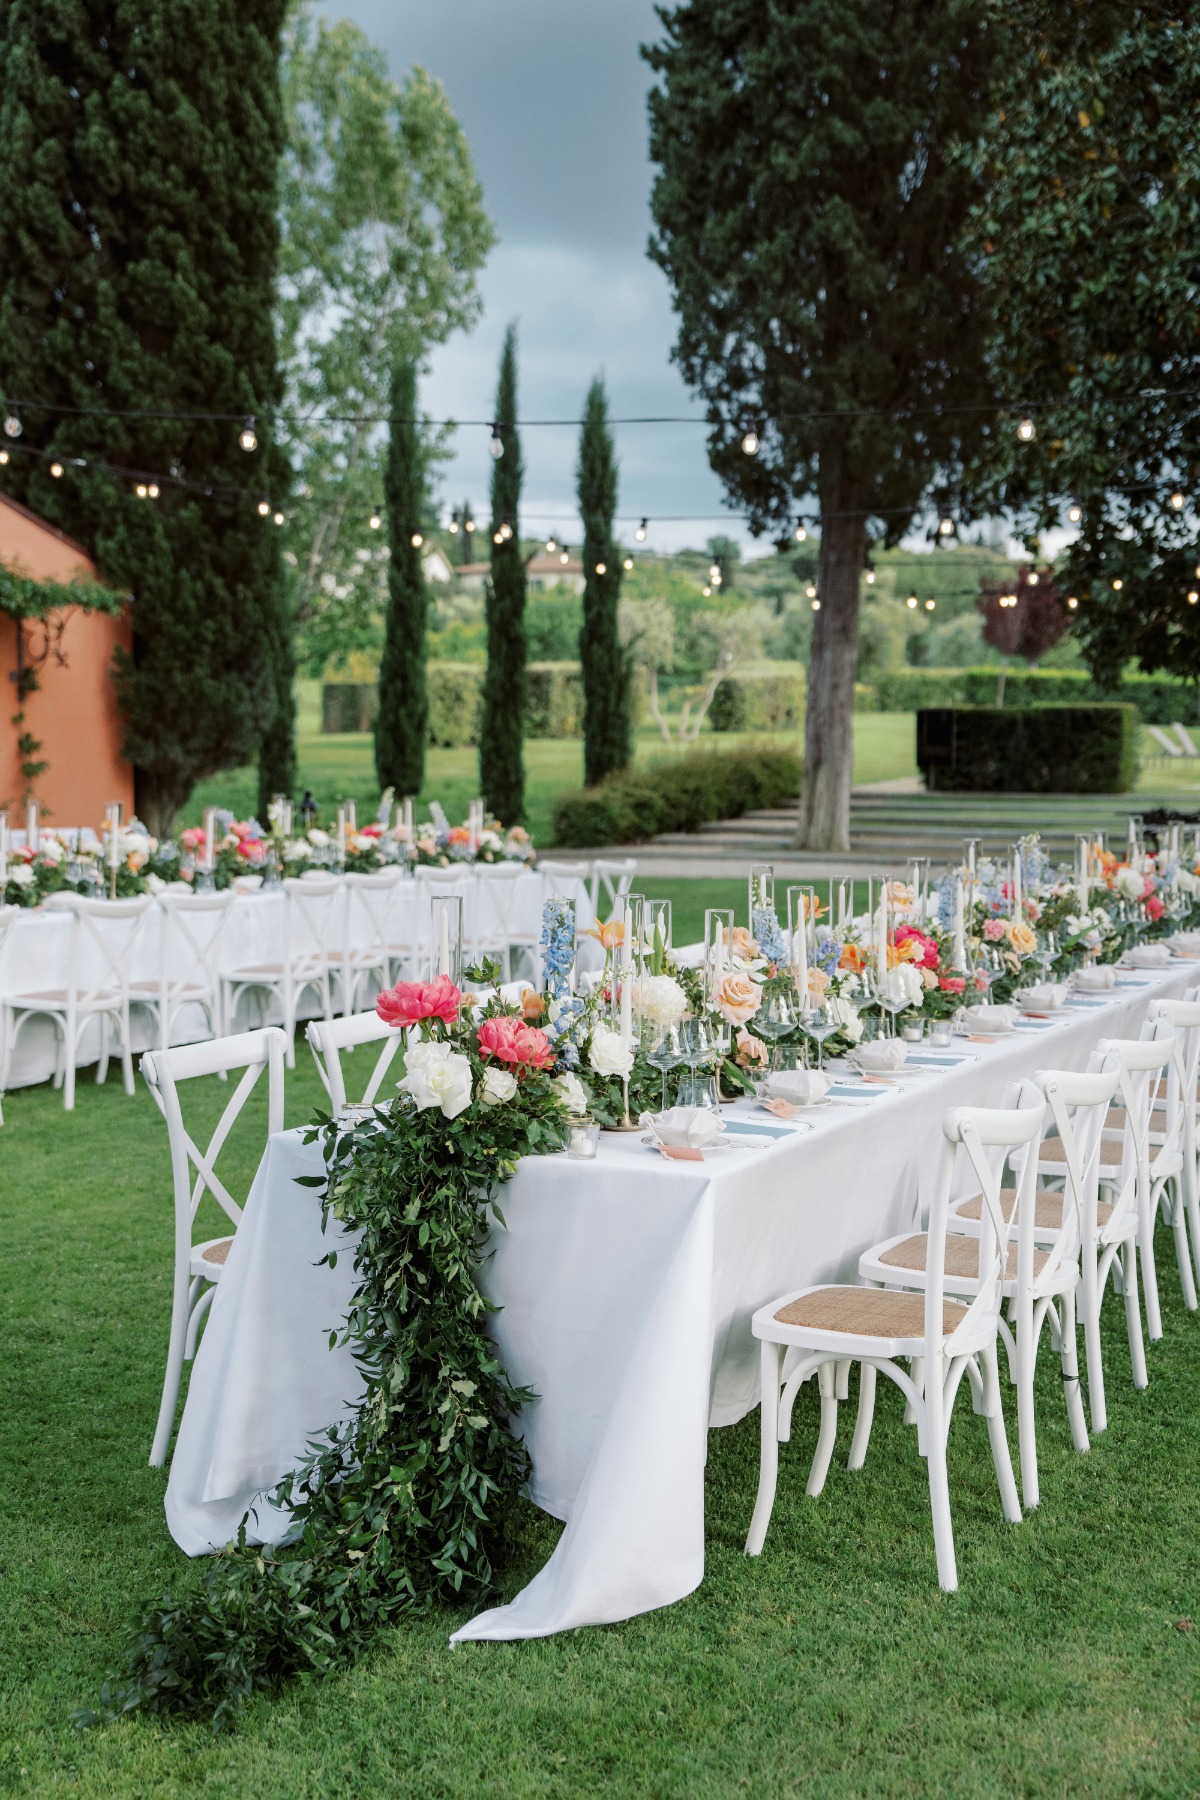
left=802, top=1003, right=839, bottom=1071
left=754, top=992, right=796, bottom=1067
left=645, top=1025, right=683, bottom=1112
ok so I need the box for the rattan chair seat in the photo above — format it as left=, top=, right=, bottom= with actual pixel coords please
left=773, top=1285, right=967, bottom=1338
left=199, top=1238, right=233, bottom=1267
left=879, top=1231, right=1049, bottom=1281
left=1042, top=1134, right=1125, bottom=1167
left=956, top=1187, right=1113, bottom=1229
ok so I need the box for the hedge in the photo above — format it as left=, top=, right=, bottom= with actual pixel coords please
left=322, top=663, right=586, bottom=745
left=875, top=666, right=1198, bottom=724
left=916, top=704, right=1139, bottom=794
left=710, top=669, right=805, bottom=732
left=552, top=746, right=802, bottom=848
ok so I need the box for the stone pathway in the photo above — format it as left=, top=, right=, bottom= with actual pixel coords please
left=588, top=778, right=1200, bottom=880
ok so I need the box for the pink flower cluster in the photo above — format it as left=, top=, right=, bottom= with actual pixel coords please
left=477, top=1015, right=553, bottom=1071
left=938, top=975, right=967, bottom=993
left=982, top=917, right=1007, bottom=942
left=894, top=925, right=940, bottom=969
left=376, top=974, right=462, bottom=1028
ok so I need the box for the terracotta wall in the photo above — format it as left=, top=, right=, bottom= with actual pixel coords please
left=0, top=493, right=135, bottom=827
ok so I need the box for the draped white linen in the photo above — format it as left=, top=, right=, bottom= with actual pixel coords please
left=164, top=962, right=1196, bottom=1641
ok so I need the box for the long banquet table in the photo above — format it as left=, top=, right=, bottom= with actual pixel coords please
left=165, top=960, right=1197, bottom=1642
left=0, top=868, right=589, bottom=1090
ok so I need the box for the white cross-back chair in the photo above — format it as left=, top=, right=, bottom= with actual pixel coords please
left=222, top=875, right=340, bottom=1065
left=746, top=1098, right=1042, bottom=1592
left=306, top=1009, right=403, bottom=1116
left=1148, top=725, right=1185, bottom=761
left=867, top=1066, right=1115, bottom=1510
left=141, top=1025, right=288, bottom=1465
left=588, top=857, right=637, bottom=922
left=0, top=903, right=23, bottom=1124
left=474, top=862, right=535, bottom=982
left=332, top=869, right=403, bottom=1016
left=0, top=893, right=152, bottom=1110
left=412, top=864, right=476, bottom=971
left=129, top=888, right=235, bottom=1052
left=1146, top=996, right=1200, bottom=1303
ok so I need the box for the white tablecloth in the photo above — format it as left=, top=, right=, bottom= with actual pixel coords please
left=0, top=869, right=593, bottom=1089
left=164, top=963, right=1196, bottom=1641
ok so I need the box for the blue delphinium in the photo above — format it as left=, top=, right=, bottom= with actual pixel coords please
left=752, top=903, right=789, bottom=966
left=813, top=930, right=841, bottom=978
left=936, top=874, right=956, bottom=931
left=541, top=899, right=576, bottom=998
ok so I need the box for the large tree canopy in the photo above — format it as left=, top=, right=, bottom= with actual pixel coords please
left=0, top=0, right=291, bottom=835
left=279, top=5, right=494, bottom=674
left=645, top=0, right=998, bottom=850
left=968, top=1, right=1200, bottom=688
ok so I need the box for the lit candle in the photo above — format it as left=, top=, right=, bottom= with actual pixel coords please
left=336, top=806, right=346, bottom=865
left=1012, top=844, right=1023, bottom=919
left=439, top=907, right=450, bottom=977
left=1128, top=816, right=1137, bottom=862
left=346, top=798, right=356, bottom=832
left=714, top=917, right=726, bottom=978
left=838, top=881, right=847, bottom=928
left=1076, top=835, right=1088, bottom=915
left=404, top=796, right=414, bottom=836
left=876, top=887, right=888, bottom=985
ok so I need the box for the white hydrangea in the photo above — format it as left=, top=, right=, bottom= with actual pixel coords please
left=632, top=974, right=688, bottom=1030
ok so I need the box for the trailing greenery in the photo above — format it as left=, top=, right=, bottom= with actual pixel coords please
left=0, top=568, right=125, bottom=621
left=375, top=360, right=430, bottom=798
left=916, top=703, right=1139, bottom=794
left=480, top=324, right=527, bottom=825
left=84, top=980, right=569, bottom=1731
left=0, top=0, right=292, bottom=836
left=552, top=745, right=801, bottom=848
left=577, top=378, right=631, bottom=785
left=876, top=666, right=1200, bottom=723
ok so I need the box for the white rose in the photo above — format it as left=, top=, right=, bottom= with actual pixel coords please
left=589, top=1023, right=635, bottom=1079
left=283, top=838, right=308, bottom=863
left=398, top=1040, right=474, bottom=1120
left=145, top=872, right=166, bottom=894
left=307, top=828, right=330, bottom=848
left=9, top=863, right=34, bottom=887
left=480, top=1065, right=518, bottom=1107
left=39, top=838, right=65, bottom=865
left=1116, top=867, right=1145, bottom=902
left=828, top=996, right=863, bottom=1042
left=553, top=1071, right=589, bottom=1114
left=882, top=963, right=923, bottom=1008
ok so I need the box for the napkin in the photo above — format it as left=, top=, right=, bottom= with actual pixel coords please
left=1127, top=944, right=1172, bottom=968
left=850, top=1039, right=908, bottom=1073
left=233, top=874, right=264, bottom=893
left=961, top=1004, right=1016, bottom=1032
left=639, top=1107, right=726, bottom=1149
left=765, top=1069, right=830, bottom=1105
left=1073, top=965, right=1116, bottom=992
left=1015, top=983, right=1068, bottom=1013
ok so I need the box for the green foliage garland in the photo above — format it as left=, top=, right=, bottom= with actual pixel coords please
left=0, top=569, right=125, bottom=622
left=85, top=983, right=568, bottom=1732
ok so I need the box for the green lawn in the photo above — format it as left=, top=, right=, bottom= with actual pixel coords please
left=5, top=1043, right=1200, bottom=1796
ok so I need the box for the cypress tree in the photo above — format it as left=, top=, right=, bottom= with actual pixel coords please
left=577, top=377, right=631, bottom=786
left=374, top=360, right=428, bottom=799
left=0, top=0, right=291, bottom=836
left=479, top=323, right=526, bottom=825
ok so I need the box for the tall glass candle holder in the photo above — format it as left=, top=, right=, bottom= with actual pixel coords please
left=785, top=885, right=815, bottom=1010
left=703, top=907, right=735, bottom=1004
left=428, top=893, right=464, bottom=984
left=748, top=863, right=775, bottom=934
left=645, top=898, right=672, bottom=970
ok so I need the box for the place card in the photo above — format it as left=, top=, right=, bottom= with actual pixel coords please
left=657, top=1143, right=704, bottom=1162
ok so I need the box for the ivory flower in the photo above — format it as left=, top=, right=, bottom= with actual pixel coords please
left=398, top=1041, right=473, bottom=1120
left=480, top=1066, right=518, bottom=1107
left=633, top=974, right=687, bottom=1030
left=553, top=1071, right=589, bottom=1114
left=881, top=962, right=923, bottom=1008
left=1008, top=920, right=1037, bottom=956
left=1115, top=866, right=1146, bottom=902
left=714, top=972, right=762, bottom=1026
left=589, top=1023, right=635, bottom=1079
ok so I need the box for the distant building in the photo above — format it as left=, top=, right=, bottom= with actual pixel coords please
left=422, top=547, right=454, bottom=585
left=0, top=492, right=134, bottom=825
left=456, top=554, right=586, bottom=596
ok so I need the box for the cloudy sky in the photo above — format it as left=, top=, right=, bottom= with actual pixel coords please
left=316, top=0, right=754, bottom=556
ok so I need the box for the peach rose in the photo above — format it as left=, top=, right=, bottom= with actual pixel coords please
left=730, top=926, right=758, bottom=964
left=807, top=967, right=830, bottom=999
left=1008, top=920, right=1036, bottom=956
left=520, top=989, right=547, bottom=1023
left=714, top=972, right=762, bottom=1026
left=735, top=1027, right=770, bottom=1069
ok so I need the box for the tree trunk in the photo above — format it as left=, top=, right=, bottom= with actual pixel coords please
left=795, top=492, right=866, bottom=853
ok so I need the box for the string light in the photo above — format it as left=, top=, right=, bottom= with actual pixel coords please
left=740, top=422, right=760, bottom=456
left=489, top=422, right=504, bottom=460
left=805, top=582, right=817, bottom=598
left=702, top=584, right=712, bottom=596
left=448, top=516, right=459, bottom=534
left=810, top=598, right=821, bottom=611
left=1112, top=578, right=1124, bottom=591
left=239, top=419, right=257, bottom=453
left=369, top=507, right=382, bottom=530
left=4, top=408, right=21, bottom=438
left=0, top=450, right=8, bottom=465
left=1170, top=490, right=1186, bottom=510
left=545, top=536, right=557, bottom=553
left=135, top=483, right=149, bottom=498
left=148, top=482, right=159, bottom=499
left=49, top=461, right=63, bottom=478
left=937, top=516, right=955, bottom=537
left=635, top=518, right=647, bottom=542
left=411, top=531, right=423, bottom=547
left=465, top=516, right=476, bottom=532
left=595, top=561, right=607, bottom=575
left=1067, top=596, right=1079, bottom=609
left=493, top=530, right=503, bottom=545
left=794, top=523, right=807, bottom=543
left=500, top=521, right=513, bottom=542
left=623, top=556, right=634, bottom=571
left=865, top=571, right=876, bottom=585
left=906, top=592, right=918, bottom=609
left=559, top=548, right=569, bottom=565
left=1068, top=502, right=1083, bottom=523
left=1017, top=416, right=1036, bottom=442
left=1189, top=591, right=1199, bottom=605
left=257, top=499, right=270, bottom=516
left=273, top=510, right=285, bottom=526
left=1027, top=571, right=1039, bottom=586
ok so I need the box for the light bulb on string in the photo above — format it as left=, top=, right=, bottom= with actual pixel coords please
left=448, top=516, right=459, bottom=534
left=465, top=516, right=476, bottom=532
left=4, top=408, right=21, bottom=438
left=1112, top=578, right=1124, bottom=591
left=500, top=521, right=513, bottom=542
left=1170, top=491, right=1186, bottom=511
left=635, top=518, right=647, bottom=542
left=595, top=561, right=607, bottom=576
left=1016, top=416, right=1036, bottom=443
left=368, top=506, right=382, bottom=530
left=49, top=461, right=63, bottom=478
left=135, top=483, right=148, bottom=498
left=545, top=537, right=557, bottom=553
left=239, top=419, right=257, bottom=453
left=273, top=511, right=285, bottom=526
left=0, top=450, right=9, bottom=465
left=906, top=592, right=918, bottom=609
left=493, top=530, right=504, bottom=545
left=257, top=499, right=271, bottom=516
left=1068, top=502, right=1083, bottom=524
left=865, top=570, right=876, bottom=585
left=794, top=523, right=807, bottom=543
left=924, top=598, right=935, bottom=611
left=411, top=531, right=423, bottom=547
left=623, top=556, right=633, bottom=571
left=1067, top=596, right=1079, bottom=610
left=805, top=582, right=817, bottom=598
left=148, top=483, right=159, bottom=499
left=937, top=515, right=955, bottom=537
left=810, top=598, right=821, bottom=611
left=489, top=422, right=504, bottom=460
left=1189, top=592, right=1199, bottom=606
left=1027, top=571, right=1039, bottom=586
left=740, top=422, right=760, bottom=456
left=702, top=584, right=711, bottom=597
left=559, top=549, right=569, bottom=566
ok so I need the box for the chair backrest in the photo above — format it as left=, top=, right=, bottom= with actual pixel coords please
left=141, top=1026, right=288, bottom=1249
left=475, top=860, right=528, bottom=943
left=412, top=864, right=477, bottom=969
left=1145, top=1003, right=1198, bottom=1168
left=1174, top=722, right=1198, bottom=756
left=343, top=868, right=404, bottom=968
left=157, top=888, right=235, bottom=1016
left=1028, top=1053, right=1122, bottom=1284
left=306, top=1010, right=401, bottom=1113
left=1098, top=1030, right=1176, bottom=1219
left=1148, top=725, right=1184, bottom=757
left=928, top=1098, right=1044, bottom=1359
left=282, top=875, right=341, bottom=979
left=60, top=893, right=154, bottom=1009
left=589, top=857, right=638, bottom=920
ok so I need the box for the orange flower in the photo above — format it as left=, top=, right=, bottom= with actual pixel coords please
left=839, top=943, right=865, bottom=973
left=800, top=894, right=827, bottom=920
left=520, top=989, right=547, bottom=1023
left=807, top=967, right=830, bottom=999
left=888, top=939, right=918, bottom=967
left=586, top=919, right=625, bottom=951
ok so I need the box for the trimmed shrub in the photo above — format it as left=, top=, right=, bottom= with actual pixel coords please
left=428, top=663, right=485, bottom=747
left=877, top=665, right=1198, bottom=724
left=324, top=664, right=589, bottom=745
left=525, top=662, right=584, bottom=738
left=552, top=746, right=802, bottom=848
left=916, top=704, right=1139, bottom=794
left=710, top=669, right=805, bottom=732
left=322, top=684, right=377, bottom=734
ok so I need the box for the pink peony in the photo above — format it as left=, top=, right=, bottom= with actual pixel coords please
left=983, top=917, right=1007, bottom=942
left=180, top=826, right=206, bottom=850
left=376, top=973, right=462, bottom=1029
left=1146, top=894, right=1165, bottom=921
left=938, top=975, right=966, bottom=993
left=477, top=1015, right=554, bottom=1071
left=236, top=838, right=266, bottom=862
left=360, top=823, right=383, bottom=839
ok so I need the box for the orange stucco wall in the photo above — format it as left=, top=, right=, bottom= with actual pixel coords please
left=0, top=493, right=134, bottom=827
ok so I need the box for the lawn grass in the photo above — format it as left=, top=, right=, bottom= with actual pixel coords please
left=4, top=1045, right=1200, bottom=1796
